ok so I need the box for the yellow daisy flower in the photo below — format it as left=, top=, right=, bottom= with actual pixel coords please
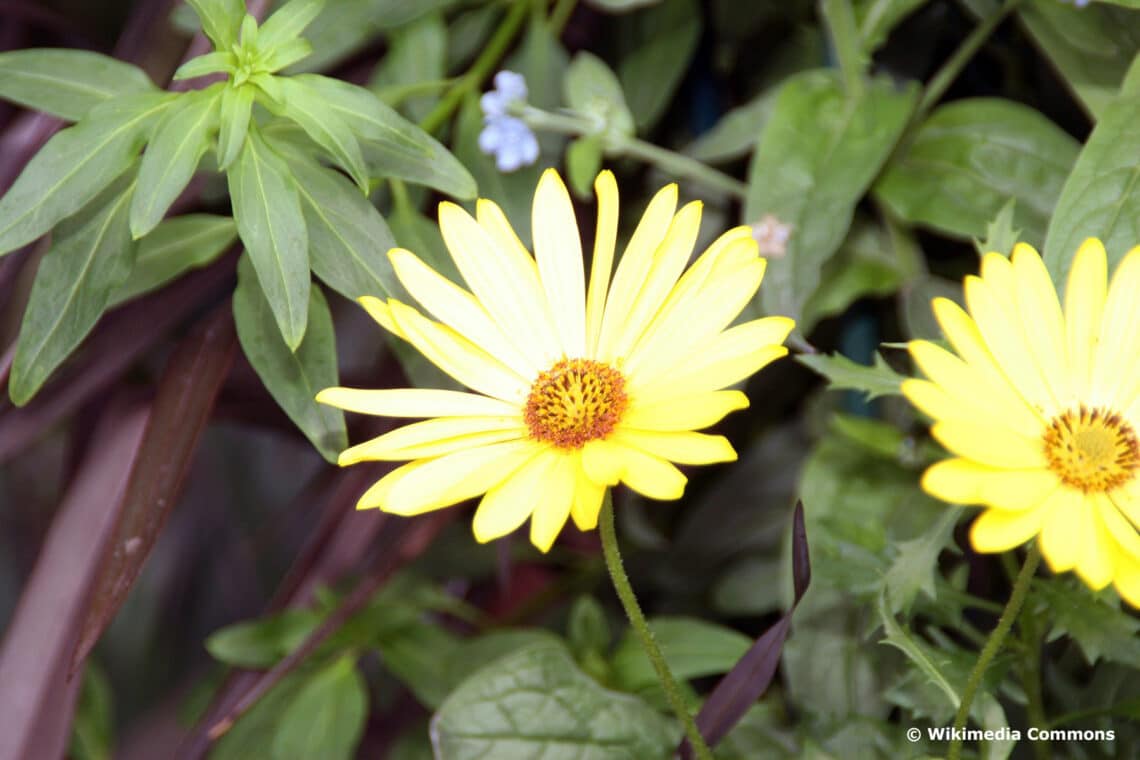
left=904, top=239, right=1140, bottom=606
left=317, top=169, right=793, bottom=552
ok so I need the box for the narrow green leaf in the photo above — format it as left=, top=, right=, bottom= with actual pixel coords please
left=296, top=74, right=475, bottom=198
left=875, top=98, right=1078, bottom=248
left=796, top=352, right=906, bottom=400
left=564, top=51, right=635, bottom=137
left=0, top=92, right=172, bottom=257
left=171, top=51, right=235, bottom=81
left=111, top=214, right=236, bottom=305
left=744, top=70, right=916, bottom=323
left=272, top=657, right=366, bottom=760
left=130, top=86, right=223, bottom=238
left=0, top=49, right=156, bottom=122
left=187, top=0, right=246, bottom=50
left=68, top=663, right=114, bottom=760
left=233, top=255, right=345, bottom=461
left=257, top=0, right=325, bottom=51
left=282, top=153, right=398, bottom=302
left=265, top=77, right=369, bottom=192
left=821, top=0, right=869, bottom=94
left=10, top=175, right=137, bottom=405
left=854, top=0, right=926, bottom=53
left=617, top=0, right=701, bottom=129
left=259, top=38, right=314, bottom=73
left=217, top=83, right=255, bottom=170
left=228, top=126, right=310, bottom=349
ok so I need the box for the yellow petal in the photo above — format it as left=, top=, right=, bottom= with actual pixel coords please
left=1075, top=504, right=1114, bottom=590
left=969, top=507, right=1045, bottom=553
left=634, top=342, right=788, bottom=403
left=931, top=420, right=1046, bottom=469
left=582, top=438, right=623, bottom=486
left=384, top=439, right=539, bottom=515
left=529, top=453, right=576, bottom=552
left=533, top=169, right=587, bottom=356
left=585, top=170, right=619, bottom=356
left=920, top=458, right=1058, bottom=510
left=358, top=295, right=404, bottom=339
left=1112, top=549, right=1140, bottom=609
left=470, top=448, right=557, bottom=545
left=338, top=416, right=525, bottom=464
left=1063, top=238, right=1107, bottom=401
left=1038, top=489, right=1086, bottom=572
left=315, top=387, right=519, bottom=418
left=570, top=460, right=606, bottom=531
left=622, top=390, right=750, bottom=431
left=1011, top=244, right=1072, bottom=405
left=617, top=445, right=687, bottom=500
left=1097, top=493, right=1140, bottom=560
left=614, top=429, right=736, bottom=464
left=356, top=460, right=428, bottom=509
left=1094, top=246, right=1140, bottom=407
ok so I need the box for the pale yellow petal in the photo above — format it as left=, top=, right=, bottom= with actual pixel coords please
left=633, top=343, right=788, bottom=404
left=614, top=429, right=737, bottom=465
left=471, top=448, right=557, bottom=544
left=315, top=388, right=519, bottom=418
left=1063, top=238, right=1107, bottom=401
left=1112, top=549, right=1140, bottom=609
left=1097, top=493, right=1140, bottom=560
left=1094, top=246, right=1140, bottom=407
left=581, top=438, right=623, bottom=486
left=930, top=419, right=1046, bottom=469
left=529, top=453, right=576, bottom=552
left=1038, top=489, right=1086, bottom=572
left=387, top=300, right=529, bottom=402
left=384, top=439, right=540, bottom=515
left=533, top=169, right=587, bottom=356
left=388, top=248, right=537, bottom=377
left=617, top=445, right=687, bottom=500
left=969, top=507, right=1045, bottom=553
left=622, top=390, right=749, bottom=431
left=570, top=460, right=606, bottom=531
left=356, top=460, right=428, bottom=509
left=585, top=170, right=619, bottom=356
left=1075, top=504, right=1114, bottom=590
left=920, top=458, right=1058, bottom=510
left=358, top=295, right=404, bottom=339
left=1011, top=244, right=1072, bottom=405
left=338, top=416, right=525, bottom=464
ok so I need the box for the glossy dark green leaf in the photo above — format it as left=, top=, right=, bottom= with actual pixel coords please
left=0, top=49, right=157, bottom=122
left=228, top=126, right=310, bottom=349
left=217, top=83, right=255, bottom=170
left=187, top=0, right=245, bottom=49
left=10, top=175, right=137, bottom=405
left=744, top=70, right=915, bottom=323
left=874, top=99, right=1077, bottom=248
left=0, top=92, right=172, bottom=257
left=130, top=86, right=223, bottom=238
left=272, top=657, right=367, bottom=760
left=617, top=0, right=701, bottom=129
left=112, top=214, right=236, bottom=305
left=233, top=255, right=345, bottom=462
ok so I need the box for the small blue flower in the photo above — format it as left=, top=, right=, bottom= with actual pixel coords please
left=1060, top=0, right=1090, bottom=7
left=479, top=71, right=539, bottom=172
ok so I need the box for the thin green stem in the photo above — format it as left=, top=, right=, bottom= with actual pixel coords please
left=599, top=494, right=713, bottom=760
left=1018, top=599, right=1050, bottom=760
left=549, top=0, right=578, bottom=35
left=947, top=543, right=1041, bottom=760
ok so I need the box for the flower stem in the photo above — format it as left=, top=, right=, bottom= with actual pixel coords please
left=947, top=543, right=1041, bottom=760
left=598, top=493, right=714, bottom=760
left=1018, top=596, right=1051, bottom=760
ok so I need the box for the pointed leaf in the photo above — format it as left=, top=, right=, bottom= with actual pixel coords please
left=855, top=0, right=926, bottom=54
left=264, top=77, right=369, bottom=191
left=10, top=176, right=137, bottom=405
left=258, top=0, right=325, bottom=50
left=610, top=618, right=752, bottom=694
left=171, top=51, right=235, bottom=81
left=227, top=126, right=310, bottom=349
left=187, top=0, right=246, bottom=49
left=111, top=214, right=237, bottom=305
left=0, top=92, right=172, bottom=257
left=273, top=656, right=366, bottom=760
left=564, top=51, right=634, bottom=137
left=0, top=49, right=156, bottom=122
left=796, top=351, right=905, bottom=400
left=217, top=83, right=255, bottom=170
left=260, top=38, right=314, bottom=73
left=130, top=86, right=223, bottom=238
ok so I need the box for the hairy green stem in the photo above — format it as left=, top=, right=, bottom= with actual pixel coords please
left=598, top=494, right=713, bottom=760
left=1018, top=597, right=1051, bottom=760
left=948, top=543, right=1041, bottom=760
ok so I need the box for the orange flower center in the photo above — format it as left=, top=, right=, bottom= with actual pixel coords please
left=524, top=358, right=628, bottom=449
left=1043, top=406, right=1140, bottom=493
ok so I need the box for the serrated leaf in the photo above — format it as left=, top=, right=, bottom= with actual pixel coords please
left=1033, top=577, right=1140, bottom=668
left=228, top=126, right=310, bottom=349
left=877, top=591, right=961, bottom=711
left=0, top=92, right=172, bottom=257
left=430, top=642, right=676, bottom=760
left=617, top=0, right=701, bottom=130
left=875, top=98, right=1077, bottom=248
left=0, top=49, right=157, bottom=121
left=10, top=175, right=137, bottom=405
left=881, top=507, right=962, bottom=614
left=187, top=0, right=246, bottom=50
left=111, top=214, right=236, bottom=305
left=258, top=0, right=324, bottom=50
left=273, top=656, right=366, bottom=760
left=131, top=86, right=223, bottom=238
left=293, top=74, right=475, bottom=198
left=610, top=617, right=752, bottom=694
left=797, top=352, right=905, bottom=400
left=217, top=83, right=255, bottom=170
left=205, top=609, right=321, bottom=669
left=744, top=70, right=915, bottom=323
left=564, top=51, right=635, bottom=137
left=974, top=197, right=1020, bottom=257
left=233, top=255, right=345, bottom=462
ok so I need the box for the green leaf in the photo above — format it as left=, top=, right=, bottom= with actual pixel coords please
left=376, top=620, right=461, bottom=709
left=0, top=92, right=172, bottom=257
left=294, top=74, right=475, bottom=198
left=565, top=135, right=604, bottom=198
left=210, top=670, right=313, bottom=760
left=69, top=663, right=114, bottom=760
left=258, top=0, right=325, bottom=51
left=187, top=0, right=246, bottom=50
left=217, top=84, right=255, bottom=170
left=368, top=13, right=447, bottom=123
left=875, top=98, right=1078, bottom=249
left=272, top=656, right=366, bottom=760
left=901, top=274, right=963, bottom=341
left=610, top=617, right=752, bottom=694
left=0, top=49, right=157, bottom=122
left=228, top=126, right=310, bottom=350
left=112, top=214, right=236, bottom=305
left=564, top=51, right=635, bottom=137
left=505, top=10, right=570, bottom=113
left=283, top=155, right=397, bottom=302
left=744, top=70, right=915, bottom=323
left=10, top=175, right=137, bottom=405
left=431, top=642, right=676, bottom=759
left=263, top=77, right=369, bottom=191
left=974, top=197, right=1020, bottom=257
left=797, top=351, right=905, bottom=400
left=854, top=0, right=926, bottom=53
left=171, top=51, right=235, bottom=81
left=260, top=38, right=314, bottom=73
left=206, top=609, right=321, bottom=669
left=821, top=0, right=869, bottom=93
left=877, top=591, right=961, bottom=711
left=233, top=255, right=346, bottom=462
left=567, top=596, right=611, bottom=662
left=1043, top=54, right=1140, bottom=283
left=1033, top=577, right=1140, bottom=669
left=881, top=507, right=961, bottom=615
left=617, top=0, right=701, bottom=129
left=683, top=91, right=775, bottom=164
left=131, top=86, right=223, bottom=238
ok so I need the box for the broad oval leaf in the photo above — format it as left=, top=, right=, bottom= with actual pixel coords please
left=874, top=98, right=1078, bottom=248
left=0, top=48, right=157, bottom=122
left=565, top=51, right=635, bottom=138
left=272, top=657, right=367, bottom=760
left=10, top=175, right=137, bottom=405
left=228, top=127, right=310, bottom=350
left=609, top=617, right=752, bottom=694
left=111, top=214, right=237, bottom=306
left=0, top=92, right=173, bottom=257
left=233, top=254, right=346, bottom=462
left=206, top=609, right=321, bottom=669
left=430, top=642, right=676, bottom=760
left=744, top=70, right=916, bottom=325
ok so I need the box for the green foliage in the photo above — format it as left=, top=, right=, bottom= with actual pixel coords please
left=0, top=49, right=157, bottom=122
left=617, top=0, right=701, bottom=130
left=69, top=663, right=114, bottom=760
left=797, top=352, right=906, bottom=401
left=1032, top=578, right=1140, bottom=669
left=609, top=617, right=752, bottom=694
left=111, top=214, right=237, bottom=305
left=272, top=656, right=367, bottom=760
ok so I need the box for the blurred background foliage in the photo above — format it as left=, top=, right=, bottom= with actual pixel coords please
left=1, top=0, right=1139, bottom=758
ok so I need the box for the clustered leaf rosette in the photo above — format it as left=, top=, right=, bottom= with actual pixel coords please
left=904, top=239, right=1140, bottom=606
left=317, top=169, right=794, bottom=551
